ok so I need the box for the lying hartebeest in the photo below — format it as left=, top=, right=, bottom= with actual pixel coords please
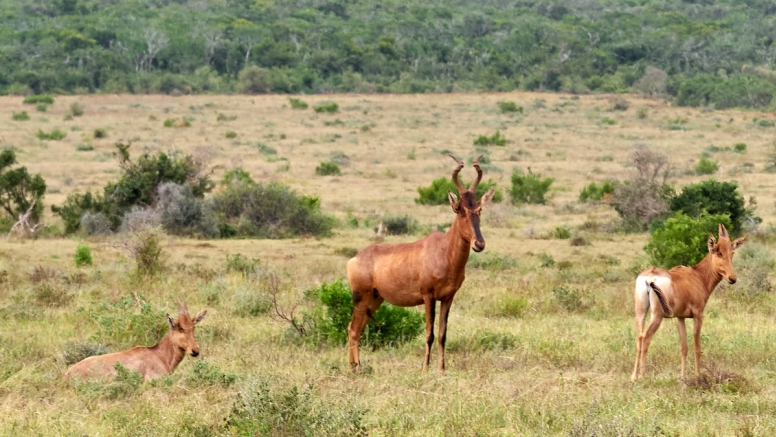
left=631, top=224, right=747, bottom=381
left=346, top=154, right=495, bottom=371
left=65, top=302, right=207, bottom=381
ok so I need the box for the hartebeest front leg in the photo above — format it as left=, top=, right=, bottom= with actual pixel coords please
left=437, top=298, right=453, bottom=371
left=677, top=318, right=688, bottom=379
left=348, top=290, right=384, bottom=372
left=421, top=295, right=436, bottom=372
left=693, top=314, right=704, bottom=377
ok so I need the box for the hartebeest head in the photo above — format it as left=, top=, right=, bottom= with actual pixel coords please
left=707, top=223, right=748, bottom=284
left=166, top=302, right=207, bottom=357
left=447, top=154, right=495, bottom=252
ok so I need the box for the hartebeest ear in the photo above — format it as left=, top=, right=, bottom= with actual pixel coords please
left=732, top=234, right=748, bottom=250
left=166, top=314, right=176, bottom=330
left=447, top=190, right=460, bottom=213
left=707, top=234, right=717, bottom=253
left=719, top=223, right=729, bottom=239
left=478, top=188, right=496, bottom=207
left=193, top=310, right=207, bottom=325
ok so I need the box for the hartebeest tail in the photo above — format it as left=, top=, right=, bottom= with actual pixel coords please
left=632, top=224, right=748, bottom=381
left=646, top=280, right=672, bottom=316
left=65, top=302, right=206, bottom=381
left=346, top=154, right=495, bottom=372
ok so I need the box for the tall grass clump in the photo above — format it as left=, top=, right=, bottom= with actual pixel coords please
left=509, top=167, right=553, bottom=205
left=415, top=177, right=503, bottom=205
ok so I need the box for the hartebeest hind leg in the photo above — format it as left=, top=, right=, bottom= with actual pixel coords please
left=348, top=290, right=384, bottom=371
left=636, top=313, right=664, bottom=379
left=631, top=294, right=649, bottom=381
left=421, top=295, right=436, bottom=371
left=677, top=318, right=688, bottom=379
left=437, top=298, right=453, bottom=371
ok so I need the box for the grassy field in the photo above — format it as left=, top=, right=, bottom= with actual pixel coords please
left=1, top=92, right=776, bottom=436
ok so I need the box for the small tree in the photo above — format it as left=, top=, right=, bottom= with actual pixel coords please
left=612, top=145, right=673, bottom=231
left=0, top=149, right=46, bottom=228
left=509, top=167, right=553, bottom=205
left=238, top=66, right=270, bottom=94
left=645, top=212, right=732, bottom=268
left=669, top=179, right=747, bottom=235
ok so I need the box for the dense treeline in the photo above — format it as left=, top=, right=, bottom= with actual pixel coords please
left=2, top=0, right=776, bottom=107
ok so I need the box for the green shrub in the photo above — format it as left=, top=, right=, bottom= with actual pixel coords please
left=12, top=111, right=29, bottom=121
left=473, top=130, right=506, bottom=146
left=415, top=177, right=503, bottom=205
left=381, top=214, right=420, bottom=235
left=313, top=101, right=339, bottom=113
left=89, top=295, right=168, bottom=349
left=23, top=94, right=54, bottom=105
left=315, top=161, right=341, bottom=176
left=76, top=143, right=94, bottom=151
left=636, top=106, right=648, bottom=119
left=74, top=244, right=92, bottom=267
left=677, top=74, right=776, bottom=109
left=33, top=282, right=74, bottom=307
left=93, top=128, right=107, bottom=138
left=669, top=179, right=747, bottom=235
left=553, top=285, right=585, bottom=312
left=733, top=143, right=746, bottom=153
left=36, top=129, right=67, bottom=140
left=498, top=101, right=523, bottom=114
left=601, top=117, right=616, bottom=125
left=694, top=156, right=719, bottom=175
left=256, top=142, right=276, bottom=157
left=553, top=226, right=571, bottom=239
left=226, top=253, right=261, bottom=277
left=106, top=362, right=143, bottom=399
left=70, top=102, right=85, bottom=117
left=135, top=231, right=164, bottom=276
left=509, top=167, right=554, bottom=205
left=185, top=360, right=236, bottom=387
left=758, top=119, right=775, bottom=128
left=62, top=341, right=108, bottom=365
left=483, top=296, right=529, bottom=318
left=468, top=252, right=517, bottom=270
left=36, top=103, right=48, bottom=112
left=210, top=181, right=334, bottom=239
left=238, top=66, right=271, bottom=94
left=578, top=180, right=617, bottom=202
left=304, top=280, right=423, bottom=348
left=163, top=118, right=176, bottom=127
left=645, top=212, right=733, bottom=268
left=225, top=131, right=237, bottom=139
left=610, top=96, right=629, bottom=111
left=289, top=98, right=308, bottom=109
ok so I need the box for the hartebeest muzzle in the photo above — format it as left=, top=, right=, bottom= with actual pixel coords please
left=473, top=241, right=485, bottom=252
left=190, top=349, right=200, bottom=357
left=728, top=277, right=737, bottom=285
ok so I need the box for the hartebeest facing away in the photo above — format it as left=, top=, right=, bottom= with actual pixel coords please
left=65, top=302, right=207, bottom=381
left=631, top=224, right=747, bottom=381
left=346, top=155, right=495, bottom=371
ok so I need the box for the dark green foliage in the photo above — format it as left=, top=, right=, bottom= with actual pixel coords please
left=23, top=95, right=54, bottom=105
left=758, top=119, right=775, bottom=128
left=93, top=128, right=107, bottom=139
left=578, top=180, right=616, bottom=202
left=211, top=181, right=333, bottom=239
left=225, top=131, right=237, bottom=139
left=509, top=168, right=553, bottom=205
left=473, top=130, right=506, bottom=146
left=51, top=191, right=103, bottom=235
left=304, top=280, right=423, bottom=349
left=89, top=295, right=168, bottom=349
left=694, top=157, right=719, bottom=175
left=498, top=102, right=522, bottom=114
left=381, top=214, right=420, bottom=235
left=0, top=149, right=46, bottom=226
left=313, top=101, right=339, bottom=113
left=315, top=161, right=341, bottom=176
left=12, top=111, right=29, bottom=121
left=226, top=379, right=367, bottom=437
left=36, top=129, right=66, bottom=140
left=415, top=177, right=503, bottom=205
left=669, top=179, right=747, bottom=235
left=677, top=74, right=776, bottom=109
left=289, top=98, right=308, bottom=110
left=74, top=244, right=92, bottom=267
left=186, top=360, right=236, bottom=388
left=239, top=66, right=271, bottom=94
left=645, top=212, right=732, bottom=268
left=732, top=143, right=746, bottom=153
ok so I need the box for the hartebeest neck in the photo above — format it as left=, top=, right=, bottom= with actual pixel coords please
left=445, top=215, right=473, bottom=272
left=151, top=333, right=187, bottom=374
left=691, top=253, right=724, bottom=299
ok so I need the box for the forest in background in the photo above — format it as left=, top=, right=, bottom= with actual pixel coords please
left=2, top=0, right=776, bottom=108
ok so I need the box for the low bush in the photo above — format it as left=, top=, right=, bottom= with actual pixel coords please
left=76, top=143, right=94, bottom=151
left=733, top=143, right=746, bottom=153
left=36, top=103, right=48, bottom=112
left=734, top=243, right=774, bottom=296
left=510, top=167, right=554, bottom=205
left=645, top=212, right=733, bottom=268
left=185, top=360, right=236, bottom=387
left=157, top=182, right=218, bottom=238
left=468, top=252, right=517, bottom=270
left=694, top=156, right=719, bottom=175
left=23, top=94, right=54, bottom=105
left=315, top=161, right=341, bottom=176
left=93, top=128, right=107, bottom=138
left=498, top=101, right=523, bottom=113
left=89, top=295, right=168, bottom=349
left=62, top=341, right=108, bottom=365
left=612, top=145, right=673, bottom=231
left=70, top=102, right=85, bottom=117
left=12, top=111, right=29, bottom=121
left=552, top=285, right=585, bottom=312
left=473, top=130, right=506, bottom=146
left=226, top=253, right=261, bottom=277
left=105, top=363, right=143, bottom=399
left=33, top=282, right=74, bottom=307
left=225, top=131, right=237, bottom=139
left=483, top=296, right=529, bottom=318
left=415, top=177, right=503, bottom=205
left=80, top=212, right=112, bottom=236
left=381, top=214, right=420, bottom=235
left=36, top=129, right=67, bottom=140
left=304, top=280, right=423, bottom=349
left=289, top=98, right=308, bottom=109
left=234, top=285, right=272, bottom=317
left=74, top=244, right=92, bottom=267
left=578, top=180, right=617, bottom=202
left=238, top=66, right=271, bottom=94
left=553, top=226, right=571, bottom=239
left=313, top=101, right=339, bottom=113
left=135, top=231, right=164, bottom=276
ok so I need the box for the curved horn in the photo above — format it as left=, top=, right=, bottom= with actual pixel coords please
left=469, top=154, right=484, bottom=193
left=177, top=301, right=188, bottom=314
left=718, top=223, right=729, bottom=239
left=448, top=154, right=465, bottom=194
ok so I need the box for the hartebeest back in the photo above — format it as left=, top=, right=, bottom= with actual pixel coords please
left=631, top=224, right=747, bottom=380
left=346, top=155, right=495, bottom=371
left=65, top=302, right=207, bottom=381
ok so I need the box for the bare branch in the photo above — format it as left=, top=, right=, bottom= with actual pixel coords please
left=267, top=273, right=305, bottom=337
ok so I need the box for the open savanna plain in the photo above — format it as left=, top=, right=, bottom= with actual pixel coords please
left=2, top=92, right=776, bottom=436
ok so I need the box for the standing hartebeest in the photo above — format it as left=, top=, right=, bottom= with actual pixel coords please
left=65, top=302, right=207, bottom=381
left=346, top=154, right=495, bottom=371
left=631, top=224, right=747, bottom=381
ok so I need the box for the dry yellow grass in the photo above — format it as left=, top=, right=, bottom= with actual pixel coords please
left=0, top=92, right=775, bottom=436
